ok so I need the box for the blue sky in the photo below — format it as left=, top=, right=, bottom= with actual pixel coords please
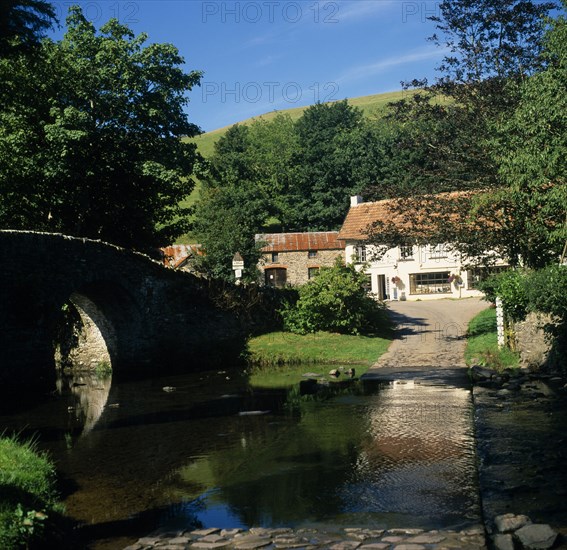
left=49, top=1, right=448, bottom=132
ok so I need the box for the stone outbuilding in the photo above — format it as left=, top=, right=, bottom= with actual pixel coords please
left=256, top=232, right=344, bottom=288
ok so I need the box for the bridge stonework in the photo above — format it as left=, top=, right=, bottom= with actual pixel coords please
left=0, top=231, right=245, bottom=394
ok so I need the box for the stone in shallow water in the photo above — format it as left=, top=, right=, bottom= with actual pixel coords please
left=192, top=542, right=232, bottom=549
left=391, top=545, right=426, bottom=550
left=191, top=528, right=221, bottom=537
left=327, top=542, right=361, bottom=550
left=408, top=534, right=447, bottom=544
left=199, top=534, right=228, bottom=543
left=359, top=544, right=389, bottom=550
left=233, top=534, right=273, bottom=549
left=221, top=528, right=242, bottom=537
left=494, top=513, right=531, bottom=533
left=382, top=536, right=406, bottom=543
left=167, top=536, right=190, bottom=544
left=492, top=533, right=514, bottom=550
left=514, top=524, right=557, bottom=549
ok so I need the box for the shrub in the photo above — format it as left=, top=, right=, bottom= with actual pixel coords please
left=526, top=265, right=567, bottom=321
left=280, top=259, right=389, bottom=335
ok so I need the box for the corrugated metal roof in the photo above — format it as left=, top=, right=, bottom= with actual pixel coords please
left=256, top=231, right=342, bottom=252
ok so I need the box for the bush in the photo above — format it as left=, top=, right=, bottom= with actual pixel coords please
left=0, top=436, right=63, bottom=549
left=280, top=259, right=389, bottom=335
left=526, top=265, right=567, bottom=321
left=479, top=269, right=529, bottom=321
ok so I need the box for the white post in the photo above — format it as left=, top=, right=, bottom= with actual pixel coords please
left=496, top=296, right=505, bottom=349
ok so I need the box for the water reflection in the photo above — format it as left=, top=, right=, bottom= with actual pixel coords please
left=347, top=381, right=479, bottom=526
left=55, top=371, right=112, bottom=437
left=168, top=379, right=480, bottom=530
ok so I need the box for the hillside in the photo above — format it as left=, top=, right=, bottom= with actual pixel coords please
left=187, top=89, right=411, bottom=158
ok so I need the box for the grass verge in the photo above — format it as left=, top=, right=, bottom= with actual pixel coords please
left=465, top=307, right=519, bottom=370
left=0, top=435, right=64, bottom=549
left=247, top=331, right=392, bottom=387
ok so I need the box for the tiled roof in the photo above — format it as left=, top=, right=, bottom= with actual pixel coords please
left=256, top=232, right=341, bottom=252
left=161, top=244, right=202, bottom=268
left=338, top=191, right=475, bottom=241
left=338, top=200, right=398, bottom=241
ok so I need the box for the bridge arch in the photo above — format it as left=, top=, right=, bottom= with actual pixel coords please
left=54, top=280, right=141, bottom=372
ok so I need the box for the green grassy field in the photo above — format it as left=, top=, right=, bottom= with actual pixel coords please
left=465, top=307, right=519, bottom=370
left=246, top=330, right=392, bottom=387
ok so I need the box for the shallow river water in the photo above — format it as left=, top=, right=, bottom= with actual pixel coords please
left=0, top=367, right=482, bottom=548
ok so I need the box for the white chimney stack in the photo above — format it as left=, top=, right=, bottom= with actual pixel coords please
left=350, top=195, right=363, bottom=207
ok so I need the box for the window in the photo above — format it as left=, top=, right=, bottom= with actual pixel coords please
left=308, top=250, right=317, bottom=259
left=271, top=252, right=279, bottom=263
left=429, top=244, right=448, bottom=260
left=409, top=272, right=451, bottom=294
left=363, top=274, right=372, bottom=293
left=355, top=245, right=367, bottom=263
left=265, top=268, right=287, bottom=288
left=399, top=245, right=414, bottom=260
left=308, top=267, right=320, bottom=279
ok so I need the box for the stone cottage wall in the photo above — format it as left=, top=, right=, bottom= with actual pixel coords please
left=262, top=249, right=344, bottom=286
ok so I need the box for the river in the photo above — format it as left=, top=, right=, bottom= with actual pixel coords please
left=0, top=366, right=482, bottom=549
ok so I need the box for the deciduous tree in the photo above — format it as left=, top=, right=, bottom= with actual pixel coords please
left=0, top=6, right=202, bottom=249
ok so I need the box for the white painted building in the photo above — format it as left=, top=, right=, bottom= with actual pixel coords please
left=338, top=195, right=507, bottom=301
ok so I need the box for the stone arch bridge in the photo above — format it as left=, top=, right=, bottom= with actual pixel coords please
left=0, top=231, right=247, bottom=394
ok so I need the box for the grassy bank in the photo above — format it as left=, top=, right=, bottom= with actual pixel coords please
left=0, top=436, right=63, bottom=549
left=247, top=331, right=392, bottom=387
left=465, top=307, right=519, bottom=370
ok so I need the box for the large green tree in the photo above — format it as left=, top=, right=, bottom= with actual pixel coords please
left=289, top=100, right=364, bottom=230
left=496, top=5, right=567, bottom=266
left=0, top=6, right=202, bottom=249
left=192, top=115, right=299, bottom=281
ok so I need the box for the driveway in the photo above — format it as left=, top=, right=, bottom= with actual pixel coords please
left=363, top=297, right=489, bottom=383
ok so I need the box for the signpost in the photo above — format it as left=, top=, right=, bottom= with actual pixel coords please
left=232, top=252, right=244, bottom=284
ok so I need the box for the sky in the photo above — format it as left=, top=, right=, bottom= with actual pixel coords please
left=49, top=0, right=449, bottom=133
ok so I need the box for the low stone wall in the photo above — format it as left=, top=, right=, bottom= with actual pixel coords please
left=513, top=312, right=560, bottom=371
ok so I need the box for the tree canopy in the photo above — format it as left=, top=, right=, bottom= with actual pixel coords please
left=0, top=0, right=57, bottom=56
left=0, top=5, right=202, bottom=249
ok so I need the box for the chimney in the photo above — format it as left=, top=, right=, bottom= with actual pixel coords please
left=350, top=195, right=363, bottom=207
